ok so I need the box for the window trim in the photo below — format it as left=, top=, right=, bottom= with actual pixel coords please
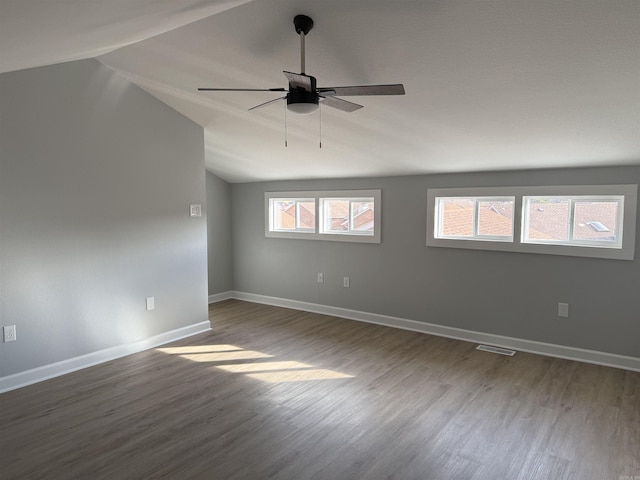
left=265, top=189, right=381, bottom=243
left=427, top=185, right=637, bottom=260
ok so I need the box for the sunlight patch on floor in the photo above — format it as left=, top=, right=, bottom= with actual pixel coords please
left=217, top=361, right=312, bottom=373
left=176, top=351, right=273, bottom=362
left=157, top=345, right=242, bottom=354
left=246, top=369, right=353, bottom=383
left=155, top=344, right=353, bottom=383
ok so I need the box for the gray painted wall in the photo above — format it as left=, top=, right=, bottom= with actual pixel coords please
left=206, top=171, right=233, bottom=295
left=0, top=59, right=208, bottom=377
left=231, top=166, right=640, bottom=358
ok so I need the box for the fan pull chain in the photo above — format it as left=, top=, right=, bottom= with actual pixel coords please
left=319, top=104, right=322, bottom=149
left=284, top=102, right=288, bottom=147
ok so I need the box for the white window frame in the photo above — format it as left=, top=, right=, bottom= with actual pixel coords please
left=435, top=196, right=515, bottom=242
left=267, top=197, right=316, bottom=234
left=266, top=189, right=381, bottom=243
left=522, top=195, right=624, bottom=249
left=320, top=197, right=376, bottom=236
left=427, top=185, right=637, bottom=260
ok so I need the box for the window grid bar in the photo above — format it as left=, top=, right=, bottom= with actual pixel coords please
left=567, top=199, right=575, bottom=242
left=473, top=199, right=480, bottom=238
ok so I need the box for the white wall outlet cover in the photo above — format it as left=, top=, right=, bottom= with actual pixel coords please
left=190, top=204, right=202, bottom=217
left=146, top=297, right=155, bottom=311
left=4, top=325, right=17, bottom=342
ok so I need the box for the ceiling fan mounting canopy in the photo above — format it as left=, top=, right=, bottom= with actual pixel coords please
left=293, top=14, right=314, bottom=36
left=198, top=14, right=405, bottom=115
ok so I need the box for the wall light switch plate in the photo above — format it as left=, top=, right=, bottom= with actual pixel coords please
left=558, top=302, right=569, bottom=318
left=190, top=204, right=202, bottom=217
left=343, top=276, right=350, bottom=288
left=146, top=297, right=155, bottom=311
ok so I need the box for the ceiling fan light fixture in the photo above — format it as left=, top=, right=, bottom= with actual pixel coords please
left=286, top=89, right=319, bottom=114
left=287, top=102, right=319, bottom=115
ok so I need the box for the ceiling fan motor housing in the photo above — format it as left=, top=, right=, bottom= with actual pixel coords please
left=287, top=89, right=319, bottom=114
left=286, top=72, right=319, bottom=114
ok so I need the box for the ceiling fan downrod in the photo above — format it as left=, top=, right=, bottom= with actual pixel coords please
left=293, top=15, right=313, bottom=74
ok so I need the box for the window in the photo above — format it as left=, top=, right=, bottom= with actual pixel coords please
left=320, top=198, right=375, bottom=236
left=427, top=185, right=637, bottom=260
left=266, top=190, right=381, bottom=243
left=268, top=198, right=316, bottom=233
left=435, top=197, right=515, bottom=242
left=522, top=196, right=623, bottom=248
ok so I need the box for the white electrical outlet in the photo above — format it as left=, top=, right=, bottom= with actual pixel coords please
left=317, top=273, right=324, bottom=283
left=4, top=325, right=17, bottom=342
left=146, top=297, right=155, bottom=311
left=558, top=302, right=569, bottom=318
left=190, top=204, right=202, bottom=217
left=343, top=276, right=350, bottom=288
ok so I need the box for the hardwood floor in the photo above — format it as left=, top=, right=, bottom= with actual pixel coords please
left=1, top=300, right=638, bottom=479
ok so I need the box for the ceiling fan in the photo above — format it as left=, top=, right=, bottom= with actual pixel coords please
left=198, top=15, right=405, bottom=115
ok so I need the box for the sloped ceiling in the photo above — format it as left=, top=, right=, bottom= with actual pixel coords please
left=2, top=0, right=639, bottom=183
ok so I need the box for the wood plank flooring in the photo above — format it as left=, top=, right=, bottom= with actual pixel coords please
left=1, top=299, right=639, bottom=479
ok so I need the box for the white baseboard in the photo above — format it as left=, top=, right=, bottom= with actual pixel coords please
left=0, top=321, right=211, bottom=394
left=231, top=291, right=640, bottom=373
left=208, top=291, right=233, bottom=304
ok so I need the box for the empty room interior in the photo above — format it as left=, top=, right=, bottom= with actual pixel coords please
left=1, top=1, right=639, bottom=479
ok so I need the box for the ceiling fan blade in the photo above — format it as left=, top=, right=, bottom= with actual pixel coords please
left=283, top=71, right=314, bottom=92
left=320, top=95, right=363, bottom=112
left=248, top=96, right=286, bottom=111
left=198, top=87, right=286, bottom=92
left=318, top=84, right=405, bottom=96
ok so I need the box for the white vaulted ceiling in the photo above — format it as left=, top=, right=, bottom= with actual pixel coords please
left=2, top=0, right=639, bottom=183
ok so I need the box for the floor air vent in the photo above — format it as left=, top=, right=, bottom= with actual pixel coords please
left=476, top=345, right=516, bottom=356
